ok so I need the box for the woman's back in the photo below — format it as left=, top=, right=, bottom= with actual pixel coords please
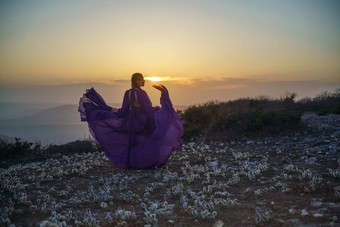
left=78, top=73, right=183, bottom=169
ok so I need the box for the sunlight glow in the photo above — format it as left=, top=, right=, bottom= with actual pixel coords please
left=0, top=1, right=339, bottom=86
left=145, top=77, right=163, bottom=82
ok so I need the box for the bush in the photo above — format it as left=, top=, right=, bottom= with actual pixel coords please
left=0, top=138, right=103, bottom=168
left=181, top=89, right=339, bottom=141
left=0, top=137, right=42, bottom=160
left=297, top=89, right=340, bottom=115
left=181, top=101, right=219, bottom=140
left=44, top=140, right=103, bottom=155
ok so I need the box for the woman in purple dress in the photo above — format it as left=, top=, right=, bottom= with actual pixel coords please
left=78, top=73, right=183, bottom=169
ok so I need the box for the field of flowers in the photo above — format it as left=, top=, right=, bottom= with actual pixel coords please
left=1, top=113, right=339, bottom=226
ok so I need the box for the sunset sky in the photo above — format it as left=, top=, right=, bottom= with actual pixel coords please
left=0, top=0, right=339, bottom=104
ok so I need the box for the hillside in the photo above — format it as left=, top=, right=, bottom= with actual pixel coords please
left=0, top=113, right=339, bottom=226
left=0, top=105, right=81, bottom=126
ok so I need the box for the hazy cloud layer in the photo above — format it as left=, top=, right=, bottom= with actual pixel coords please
left=0, top=78, right=338, bottom=106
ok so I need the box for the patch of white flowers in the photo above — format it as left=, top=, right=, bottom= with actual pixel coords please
left=1, top=116, right=339, bottom=226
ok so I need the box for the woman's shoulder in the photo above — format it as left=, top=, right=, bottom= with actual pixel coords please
left=124, top=88, right=147, bottom=96
left=139, top=89, right=148, bottom=98
left=131, top=88, right=147, bottom=94
left=126, top=88, right=148, bottom=96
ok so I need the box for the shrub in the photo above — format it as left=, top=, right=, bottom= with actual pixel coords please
left=44, top=139, right=103, bottom=155
left=0, top=137, right=42, bottom=160
left=181, top=89, right=339, bottom=141
left=297, top=89, right=340, bottom=115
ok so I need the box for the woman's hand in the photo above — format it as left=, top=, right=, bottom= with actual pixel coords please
left=152, top=84, right=166, bottom=93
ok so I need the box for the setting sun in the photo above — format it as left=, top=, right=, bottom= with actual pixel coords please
left=145, top=77, right=163, bottom=82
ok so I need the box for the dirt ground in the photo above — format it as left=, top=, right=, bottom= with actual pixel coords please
left=1, top=113, right=339, bottom=226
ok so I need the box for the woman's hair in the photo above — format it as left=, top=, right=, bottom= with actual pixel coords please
left=131, top=73, right=143, bottom=88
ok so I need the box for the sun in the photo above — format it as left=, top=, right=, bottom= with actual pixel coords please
left=145, top=77, right=163, bottom=82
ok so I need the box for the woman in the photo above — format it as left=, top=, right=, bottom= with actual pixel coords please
left=78, top=73, right=183, bottom=169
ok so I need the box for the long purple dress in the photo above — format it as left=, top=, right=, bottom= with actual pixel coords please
left=78, top=86, right=183, bottom=169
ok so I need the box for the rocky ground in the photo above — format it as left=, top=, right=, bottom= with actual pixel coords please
left=0, top=113, right=339, bottom=226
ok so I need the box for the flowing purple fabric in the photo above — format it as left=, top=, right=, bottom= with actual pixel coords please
left=78, top=86, right=183, bottom=169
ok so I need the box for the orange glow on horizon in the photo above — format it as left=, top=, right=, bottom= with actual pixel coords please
left=145, top=77, right=163, bottom=82
left=0, top=1, right=339, bottom=87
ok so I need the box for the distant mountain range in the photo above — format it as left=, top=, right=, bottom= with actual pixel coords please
left=0, top=103, right=188, bottom=145
left=0, top=104, right=80, bottom=126
left=0, top=103, right=188, bottom=126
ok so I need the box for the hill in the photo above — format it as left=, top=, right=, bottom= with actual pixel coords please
left=0, top=113, right=339, bottom=226
left=0, top=104, right=81, bottom=126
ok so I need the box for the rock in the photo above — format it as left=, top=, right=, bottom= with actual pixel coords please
left=207, top=161, right=218, bottom=167
left=39, top=220, right=59, bottom=227
left=277, top=218, right=285, bottom=224
left=289, top=208, right=298, bottom=214
left=282, top=156, right=292, bottom=164
left=301, top=156, right=318, bottom=164
left=323, top=202, right=338, bottom=208
left=100, top=202, right=108, bottom=208
left=311, top=198, right=323, bottom=207
left=297, top=224, right=318, bottom=227
left=256, top=201, right=265, bottom=206
left=239, top=194, right=246, bottom=199
left=334, top=185, right=340, bottom=191
left=287, top=218, right=300, bottom=224
left=313, top=213, right=323, bottom=217
left=311, top=201, right=322, bottom=207
left=308, top=157, right=317, bottom=164
left=213, top=220, right=224, bottom=227
left=220, top=164, right=228, bottom=170
left=300, top=209, right=309, bottom=216
left=332, top=131, right=340, bottom=138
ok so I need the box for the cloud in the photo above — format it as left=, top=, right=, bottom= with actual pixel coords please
left=0, top=78, right=339, bottom=106
left=204, top=84, right=246, bottom=90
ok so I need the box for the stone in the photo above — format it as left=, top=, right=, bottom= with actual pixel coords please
left=297, top=224, right=318, bottom=227
left=213, top=220, right=224, bottom=227
left=311, top=201, right=323, bottom=207
left=220, top=164, right=228, bottom=171
left=282, top=156, right=292, bottom=164
left=256, top=201, right=265, bottom=206
left=333, top=185, right=340, bottom=191
left=287, top=218, right=300, bottom=224
left=300, top=209, right=309, bottom=216
left=100, top=202, right=108, bottom=208
left=207, top=161, right=218, bottom=167
left=332, top=131, right=340, bottom=138
left=277, top=219, right=285, bottom=224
